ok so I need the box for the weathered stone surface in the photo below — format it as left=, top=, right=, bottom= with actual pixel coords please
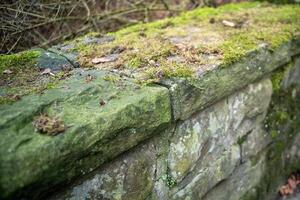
left=0, top=70, right=171, bottom=199
left=47, top=128, right=171, bottom=200
left=44, top=78, right=274, bottom=200
left=283, top=56, right=300, bottom=89
left=50, top=141, right=156, bottom=200
left=241, top=56, right=300, bottom=200
left=162, top=40, right=300, bottom=120
left=1, top=3, right=300, bottom=200
left=168, top=78, right=272, bottom=199
left=47, top=47, right=80, bottom=68
left=48, top=35, right=116, bottom=69
left=81, top=35, right=115, bottom=45
left=202, top=152, right=267, bottom=200
left=35, top=49, right=76, bottom=71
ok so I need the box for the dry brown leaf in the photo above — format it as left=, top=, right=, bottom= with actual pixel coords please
left=33, top=114, right=65, bottom=136
left=3, top=69, right=13, bottom=74
left=92, top=55, right=118, bottom=64
left=85, top=74, right=94, bottom=83
left=99, top=98, right=106, bottom=106
left=279, top=173, right=300, bottom=197
left=222, top=20, right=236, bottom=27
left=41, top=68, right=54, bottom=76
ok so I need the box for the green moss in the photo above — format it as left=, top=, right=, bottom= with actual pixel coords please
left=103, top=75, right=121, bottom=83
left=0, top=50, right=41, bottom=105
left=63, top=2, right=300, bottom=80
left=126, top=56, right=145, bottom=69
left=145, top=62, right=194, bottom=80
left=0, top=50, right=40, bottom=74
left=265, top=65, right=295, bottom=137
left=0, top=67, right=71, bottom=105
left=220, top=33, right=258, bottom=65
left=0, top=97, right=14, bottom=105
left=258, top=0, right=296, bottom=5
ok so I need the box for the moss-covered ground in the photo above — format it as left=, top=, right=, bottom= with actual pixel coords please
left=64, top=2, right=300, bottom=81
left=1, top=2, right=300, bottom=103
left=0, top=51, right=40, bottom=104
left=0, top=50, right=73, bottom=104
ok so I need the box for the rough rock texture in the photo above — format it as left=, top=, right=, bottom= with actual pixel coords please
left=46, top=78, right=273, bottom=200
left=48, top=130, right=171, bottom=200
left=169, top=78, right=272, bottom=200
left=162, top=40, right=300, bottom=120
left=0, top=70, right=171, bottom=199
left=35, top=49, right=77, bottom=71
left=1, top=2, right=300, bottom=200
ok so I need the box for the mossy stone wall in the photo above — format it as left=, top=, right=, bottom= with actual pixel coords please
left=1, top=2, right=300, bottom=200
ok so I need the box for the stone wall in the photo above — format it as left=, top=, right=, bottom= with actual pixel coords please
left=47, top=58, right=300, bottom=200
left=1, top=2, right=300, bottom=200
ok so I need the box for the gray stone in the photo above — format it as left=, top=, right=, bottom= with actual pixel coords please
left=168, top=78, right=272, bottom=199
left=47, top=128, right=172, bottom=200
left=50, top=142, right=156, bottom=200
left=35, top=49, right=74, bottom=72
left=0, top=70, right=171, bottom=199
left=202, top=152, right=266, bottom=200
left=283, top=56, right=300, bottom=89
left=81, top=35, right=115, bottom=45
left=162, top=40, right=299, bottom=121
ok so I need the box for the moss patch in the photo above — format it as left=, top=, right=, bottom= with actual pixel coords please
left=61, top=2, right=300, bottom=81
left=2, top=2, right=298, bottom=100
left=0, top=51, right=40, bottom=104
left=0, top=67, right=72, bottom=105
left=0, top=50, right=40, bottom=74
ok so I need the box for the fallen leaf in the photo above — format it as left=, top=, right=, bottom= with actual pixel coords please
left=288, top=176, right=297, bottom=189
left=33, top=114, right=65, bottom=136
left=3, top=69, right=13, bottom=74
left=99, top=98, right=106, bottom=106
left=41, top=68, right=54, bottom=76
left=222, top=20, right=236, bottom=27
left=92, top=54, right=118, bottom=64
left=279, top=173, right=300, bottom=197
left=10, top=94, right=21, bottom=101
left=85, top=74, right=94, bottom=83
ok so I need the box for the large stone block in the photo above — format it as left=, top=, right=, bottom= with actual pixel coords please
left=168, top=78, right=272, bottom=199
left=47, top=129, right=172, bottom=200
left=162, top=40, right=299, bottom=121
left=0, top=70, right=171, bottom=199
left=202, top=152, right=267, bottom=200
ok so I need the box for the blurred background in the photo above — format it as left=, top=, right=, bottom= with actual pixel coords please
left=0, top=0, right=251, bottom=54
